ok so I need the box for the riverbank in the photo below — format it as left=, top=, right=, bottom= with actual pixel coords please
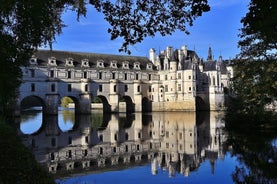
left=0, top=116, right=55, bottom=184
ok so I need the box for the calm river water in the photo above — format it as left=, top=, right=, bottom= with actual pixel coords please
left=19, top=109, right=277, bottom=184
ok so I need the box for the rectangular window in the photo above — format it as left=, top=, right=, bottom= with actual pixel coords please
left=85, top=136, right=89, bottom=143
left=165, top=75, right=167, bottom=80
left=125, top=85, right=128, bottom=92
left=112, top=73, right=115, bottom=79
left=51, top=138, right=56, bottom=147
left=85, top=84, right=88, bottom=92
left=166, top=131, right=169, bottom=138
left=149, top=86, right=151, bottom=92
left=68, top=84, right=72, bottom=92
left=178, top=73, right=181, bottom=79
left=30, top=69, right=35, bottom=78
left=50, top=70, right=54, bottom=78
left=31, top=83, right=35, bottom=92
left=135, top=73, right=139, bottom=80
left=124, top=73, right=128, bottom=80
left=189, top=87, right=191, bottom=91
left=99, top=84, right=102, bottom=92
left=67, top=71, right=71, bottom=79
left=137, top=85, right=140, bottom=92
left=148, top=74, right=151, bottom=80
left=83, top=71, right=87, bottom=79
left=178, top=84, right=181, bottom=91
left=113, top=85, right=117, bottom=92
left=51, top=84, right=55, bottom=92
left=99, top=72, right=102, bottom=79
left=188, top=75, right=191, bottom=79
left=165, top=85, right=168, bottom=92
left=68, top=137, right=72, bottom=145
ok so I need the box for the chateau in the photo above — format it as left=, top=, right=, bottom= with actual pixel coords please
left=18, top=45, right=233, bottom=114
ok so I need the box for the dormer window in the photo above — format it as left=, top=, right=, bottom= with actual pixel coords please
left=65, top=58, right=74, bottom=67
left=81, top=59, right=89, bottom=67
left=29, top=56, right=37, bottom=65
left=110, top=60, right=117, bottom=68
left=122, top=61, right=129, bottom=69
left=134, top=62, right=141, bottom=70
left=146, top=63, right=153, bottom=70
left=97, top=60, right=104, bottom=68
left=48, top=57, right=57, bottom=66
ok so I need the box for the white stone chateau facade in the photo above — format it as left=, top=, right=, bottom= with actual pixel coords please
left=18, top=45, right=233, bottom=114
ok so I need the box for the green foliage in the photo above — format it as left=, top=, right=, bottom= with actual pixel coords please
left=231, top=0, right=277, bottom=113
left=61, top=97, right=74, bottom=108
left=92, top=97, right=102, bottom=103
left=0, top=116, right=55, bottom=183
left=90, top=0, right=210, bottom=54
left=231, top=59, right=277, bottom=113
left=238, top=0, right=277, bottom=60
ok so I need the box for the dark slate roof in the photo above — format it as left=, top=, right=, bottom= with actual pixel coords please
left=33, top=50, right=154, bottom=70
left=183, top=60, right=193, bottom=70
left=203, top=61, right=217, bottom=71
left=202, top=60, right=228, bottom=74
left=219, top=62, right=228, bottom=74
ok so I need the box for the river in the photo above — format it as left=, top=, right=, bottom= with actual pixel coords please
left=19, top=108, right=277, bottom=184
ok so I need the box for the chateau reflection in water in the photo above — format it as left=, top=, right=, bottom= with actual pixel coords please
left=20, top=111, right=226, bottom=178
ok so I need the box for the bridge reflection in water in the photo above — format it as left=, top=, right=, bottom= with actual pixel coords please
left=19, top=110, right=226, bottom=179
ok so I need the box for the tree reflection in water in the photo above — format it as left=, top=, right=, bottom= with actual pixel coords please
left=225, top=112, right=277, bottom=184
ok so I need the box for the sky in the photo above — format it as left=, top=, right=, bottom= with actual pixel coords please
left=44, top=0, right=250, bottom=60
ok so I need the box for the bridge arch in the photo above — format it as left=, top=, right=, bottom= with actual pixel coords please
left=120, top=96, right=135, bottom=113
left=20, top=95, right=45, bottom=111
left=94, top=95, right=111, bottom=113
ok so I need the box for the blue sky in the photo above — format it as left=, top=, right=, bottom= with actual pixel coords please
left=45, top=0, right=250, bottom=60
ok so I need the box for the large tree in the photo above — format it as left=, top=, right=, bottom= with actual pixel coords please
left=0, top=0, right=210, bottom=115
left=231, top=0, right=277, bottom=114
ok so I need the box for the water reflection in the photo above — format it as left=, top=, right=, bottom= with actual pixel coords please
left=19, top=111, right=228, bottom=180
left=225, top=113, right=277, bottom=184
left=20, top=109, right=43, bottom=134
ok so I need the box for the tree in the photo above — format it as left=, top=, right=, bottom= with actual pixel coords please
left=0, top=0, right=210, bottom=115
left=231, top=0, right=277, bottom=113
left=90, top=0, right=210, bottom=53
left=0, top=0, right=74, bottom=115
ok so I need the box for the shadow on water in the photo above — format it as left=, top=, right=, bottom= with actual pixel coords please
left=224, top=111, right=277, bottom=184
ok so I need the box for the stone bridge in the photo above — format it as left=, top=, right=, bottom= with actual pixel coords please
left=17, top=50, right=156, bottom=115
left=16, top=47, right=231, bottom=115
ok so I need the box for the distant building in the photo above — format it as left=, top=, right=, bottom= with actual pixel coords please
left=17, top=45, right=233, bottom=114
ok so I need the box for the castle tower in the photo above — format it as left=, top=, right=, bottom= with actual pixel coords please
left=207, top=47, right=213, bottom=61
left=166, top=46, right=173, bottom=59
left=181, top=45, right=188, bottom=57
left=149, top=48, right=156, bottom=64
